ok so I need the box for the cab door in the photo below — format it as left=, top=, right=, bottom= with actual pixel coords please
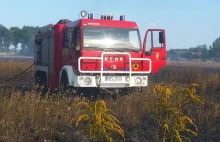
left=69, top=27, right=80, bottom=70
left=62, top=27, right=80, bottom=69
left=143, top=29, right=166, bottom=73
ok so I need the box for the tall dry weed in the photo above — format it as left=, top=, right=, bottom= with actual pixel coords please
left=0, top=88, right=79, bottom=142
left=0, top=61, right=219, bottom=141
left=147, top=83, right=204, bottom=142
left=71, top=99, right=125, bottom=142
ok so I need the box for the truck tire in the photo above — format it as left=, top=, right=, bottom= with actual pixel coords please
left=60, top=71, right=69, bottom=93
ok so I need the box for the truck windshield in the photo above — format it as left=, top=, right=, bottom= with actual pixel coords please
left=83, top=26, right=141, bottom=51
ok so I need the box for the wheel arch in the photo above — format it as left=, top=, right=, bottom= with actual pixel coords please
left=59, top=65, right=78, bottom=87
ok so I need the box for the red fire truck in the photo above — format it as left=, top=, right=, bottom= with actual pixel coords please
left=34, top=11, right=167, bottom=94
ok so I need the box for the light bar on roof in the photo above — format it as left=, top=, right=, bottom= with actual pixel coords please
left=80, top=10, right=126, bottom=20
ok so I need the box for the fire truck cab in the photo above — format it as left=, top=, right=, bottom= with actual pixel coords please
left=34, top=11, right=167, bottom=92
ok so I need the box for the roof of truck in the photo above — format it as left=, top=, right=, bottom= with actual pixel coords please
left=65, top=19, right=138, bottom=29
left=66, top=11, right=139, bottom=29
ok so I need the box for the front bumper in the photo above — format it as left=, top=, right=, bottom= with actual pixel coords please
left=76, top=75, right=148, bottom=88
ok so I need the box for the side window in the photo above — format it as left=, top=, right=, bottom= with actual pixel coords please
left=152, top=31, right=164, bottom=48
left=71, top=28, right=79, bottom=47
left=145, top=30, right=165, bottom=54
left=64, top=28, right=73, bottom=48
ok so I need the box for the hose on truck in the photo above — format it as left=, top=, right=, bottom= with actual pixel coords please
left=0, top=61, right=37, bottom=85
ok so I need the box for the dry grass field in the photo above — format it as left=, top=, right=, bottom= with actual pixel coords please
left=168, top=60, right=220, bottom=69
left=0, top=60, right=219, bottom=142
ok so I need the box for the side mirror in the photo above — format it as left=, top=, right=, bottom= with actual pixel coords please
left=159, top=31, right=164, bottom=44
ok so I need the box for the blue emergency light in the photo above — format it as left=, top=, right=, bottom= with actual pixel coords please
left=88, top=13, right=93, bottom=19
left=124, top=68, right=129, bottom=71
left=103, top=68, right=108, bottom=71
left=120, top=15, right=125, bottom=21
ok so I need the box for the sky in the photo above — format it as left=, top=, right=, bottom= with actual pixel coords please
left=1, top=0, right=220, bottom=50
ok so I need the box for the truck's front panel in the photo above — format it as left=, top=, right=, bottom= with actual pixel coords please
left=75, top=19, right=151, bottom=88
left=77, top=52, right=151, bottom=88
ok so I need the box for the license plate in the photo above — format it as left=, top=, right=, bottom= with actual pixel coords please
left=105, top=76, right=122, bottom=81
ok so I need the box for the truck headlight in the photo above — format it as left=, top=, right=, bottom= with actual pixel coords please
left=84, top=77, right=92, bottom=85
left=135, top=77, right=142, bottom=85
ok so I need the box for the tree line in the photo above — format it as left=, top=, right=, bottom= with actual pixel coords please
left=0, top=24, right=39, bottom=56
left=1, top=23, right=220, bottom=61
left=167, top=37, right=220, bottom=62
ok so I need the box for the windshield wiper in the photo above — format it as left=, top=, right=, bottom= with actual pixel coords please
left=104, top=48, right=124, bottom=52
left=116, top=48, right=140, bottom=53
